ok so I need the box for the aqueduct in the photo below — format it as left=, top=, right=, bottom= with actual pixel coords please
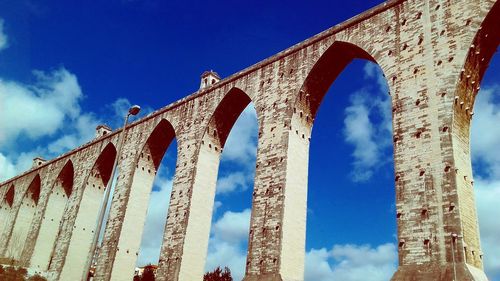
left=1, top=0, right=499, bottom=280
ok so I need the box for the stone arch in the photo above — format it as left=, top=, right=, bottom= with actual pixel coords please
left=453, top=0, right=500, bottom=117
left=448, top=0, right=500, bottom=270
left=30, top=160, right=74, bottom=272
left=275, top=40, right=392, bottom=280
left=109, top=118, right=177, bottom=281
left=157, top=87, right=256, bottom=281
left=4, top=175, right=41, bottom=261
left=59, top=143, right=117, bottom=281
left=293, top=40, right=381, bottom=122
left=202, top=87, right=253, bottom=149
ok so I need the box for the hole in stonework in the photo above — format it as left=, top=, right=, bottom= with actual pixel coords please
left=386, top=26, right=391, bottom=32
left=395, top=175, right=400, bottom=182
left=399, top=240, right=406, bottom=248
left=420, top=170, right=426, bottom=176
left=402, top=19, right=407, bottom=26
left=442, top=126, right=449, bottom=132
left=259, top=260, right=264, bottom=265
left=440, top=30, right=446, bottom=36
left=416, top=12, right=422, bottom=19
left=388, top=50, right=393, bottom=56
left=444, top=165, right=451, bottom=172
left=397, top=212, right=402, bottom=218
left=413, top=68, right=419, bottom=74
left=435, top=4, right=440, bottom=10
left=418, top=37, right=423, bottom=45
left=448, top=56, right=454, bottom=62
left=416, top=99, right=421, bottom=106
left=421, top=209, right=428, bottom=217
left=466, top=19, right=471, bottom=26
left=275, top=225, right=280, bottom=230
left=415, top=131, right=422, bottom=138
left=402, top=43, right=408, bottom=51
left=437, top=60, right=442, bottom=66
left=424, top=238, right=430, bottom=245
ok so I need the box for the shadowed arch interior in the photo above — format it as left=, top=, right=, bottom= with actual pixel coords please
left=296, top=41, right=376, bottom=120
left=204, top=87, right=252, bottom=148
left=4, top=184, right=15, bottom=207
left=57, top=160, right=74, bottom=197
left=146, top=119, right=176, bottom=170
left=458, top=0, right=500, bottom=112
left=26, top=175, right=41, bottom=205
left=95, top=143, right=117, bottom=186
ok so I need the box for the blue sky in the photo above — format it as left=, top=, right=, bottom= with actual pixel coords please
left=0, top=1, right=499, bottom=281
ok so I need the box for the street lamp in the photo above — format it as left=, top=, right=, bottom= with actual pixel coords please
left=82, top=105, right=141, bottom=281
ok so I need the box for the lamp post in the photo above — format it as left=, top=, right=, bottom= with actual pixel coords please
left=82, top=105, right=141, bottom=281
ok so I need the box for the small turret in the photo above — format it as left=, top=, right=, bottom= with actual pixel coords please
left=96, top=124, right=112, bottom=138
left=200, top=70, right=220, bottom=90
left=32, top=157, right=47, bottom=168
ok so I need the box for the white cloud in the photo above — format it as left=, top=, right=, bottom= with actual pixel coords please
left=0, top=68, right=83, bottom=148
left=216, top=171, right=250, bottom=194
left=0, top=18, right=7, bottom=51
left=471, top=85, right=500, bottom=280
left=221, top=105, right=258, bottom=165
left=343, top=63, right=392, bottom=182
left=205, top=209, right=251, bottom=281
left=471, top=85, right=500, bottom=178
left=305, top=243, right=397, bottom=281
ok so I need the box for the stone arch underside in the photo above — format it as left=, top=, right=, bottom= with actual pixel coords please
left=274, top=40, right=389, bottom=281
left=59, top=143, right=117, bottom=281
left=30, top=160, right=74, bottom=272
left=109, top=119, right=176, bottom=281
left=449, top=0, right=500, bottom=271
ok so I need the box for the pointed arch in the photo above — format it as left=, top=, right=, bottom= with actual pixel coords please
left=4, top=184, right=15, bottom=207
left=144, top=119, right=177, bottom=171
left=30, top=159, right=74, bottom=271
left=26, top=175, right=41, bottom=205
left=95, top=142, right=118, bottom=187
left=294, top=41, right=378, bottom=122
left=163, top=87, right=256, bottom=281
left=449, top=0, right=500, bottom=271
left=57, top=160, right=74, bottom=197
left=59, top=143, right=117, bottom=280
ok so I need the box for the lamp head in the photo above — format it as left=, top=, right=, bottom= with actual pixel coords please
left=128, top=105, right=141, bottom=116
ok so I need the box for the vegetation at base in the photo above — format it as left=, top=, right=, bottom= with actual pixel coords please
left=133, top=264, right=156, bottom=281
left=0, top=264, right=47, bottom=281
left=203, top=266, right=233, bottom=281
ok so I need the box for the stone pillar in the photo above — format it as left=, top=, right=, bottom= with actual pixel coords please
left=19, top=162, right=69, bottom=267
left=155, top=135, right=222, bottom=281
left=242, top=85, right=309, bottom=281
left=388, top=2, right=489, bottom=279
left=93, top=130, right=152, bottom=280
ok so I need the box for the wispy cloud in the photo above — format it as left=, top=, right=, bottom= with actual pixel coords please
left=343, top=62, right=391, bottom=182
left=305, top=243, right=397, bottom=281
left=0, top=18, right=7, bottom=51
left=471, top=85, right=500, bottom=280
